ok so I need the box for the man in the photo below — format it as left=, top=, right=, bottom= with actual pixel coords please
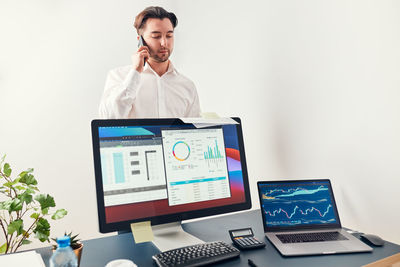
left=99, top=6, right=201, bottom=119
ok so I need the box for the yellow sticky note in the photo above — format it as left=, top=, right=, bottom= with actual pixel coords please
left=201, top=112, right=220, bottom=119
left=130, top=221, right=154, bottom=243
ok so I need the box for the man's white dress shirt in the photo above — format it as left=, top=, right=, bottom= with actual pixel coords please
left=99, top=62, right=201, bottom=119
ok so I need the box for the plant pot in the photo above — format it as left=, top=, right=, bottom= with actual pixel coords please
left=73, top=243, right=84, bottom=267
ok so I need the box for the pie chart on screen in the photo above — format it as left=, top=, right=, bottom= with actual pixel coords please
left=172, top=141, right=190, bottom=161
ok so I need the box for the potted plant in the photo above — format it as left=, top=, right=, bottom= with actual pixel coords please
left=52, top=231, right=83, bottom=267
left=0, top=155, right=67, bottom=254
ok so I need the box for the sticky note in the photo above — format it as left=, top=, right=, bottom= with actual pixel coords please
left=201, top=112, right=220, bottom=119
left=130, top=221, right=154, bottom=243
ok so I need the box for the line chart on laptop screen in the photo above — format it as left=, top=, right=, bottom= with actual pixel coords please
left=259, top=182, right=338, bottom=227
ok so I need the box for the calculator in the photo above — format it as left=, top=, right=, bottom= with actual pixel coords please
left=229, top=228, right=266, bottom=250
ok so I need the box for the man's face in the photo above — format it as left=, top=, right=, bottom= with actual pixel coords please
left=141, top=18, right=174, bottom=63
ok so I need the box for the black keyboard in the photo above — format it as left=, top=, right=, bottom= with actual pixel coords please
left=152, top=241, right=240, bottom=267
left=276, top=231, right=348, bottom=243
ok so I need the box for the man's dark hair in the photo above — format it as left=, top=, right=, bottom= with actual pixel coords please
left=134, top=6, right=178, bottom=34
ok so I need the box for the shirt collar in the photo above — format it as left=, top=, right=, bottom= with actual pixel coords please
left=144, top=61, right=178, bottom=77
left=166, top=61, right=178, bottom=76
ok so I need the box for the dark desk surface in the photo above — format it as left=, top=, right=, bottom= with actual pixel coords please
left=37, top=210, right=400, bottom=267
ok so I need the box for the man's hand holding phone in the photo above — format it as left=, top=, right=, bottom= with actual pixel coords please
left=132, top=35, right=149, bottom=73
left=132, top=46, right=149, bottom=73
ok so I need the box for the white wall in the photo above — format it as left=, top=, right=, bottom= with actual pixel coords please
left=174, top=0, right=400, bottom=243
left=0, top=0, right=399, bottom=251
left=0, top=0, right=174, bottom=250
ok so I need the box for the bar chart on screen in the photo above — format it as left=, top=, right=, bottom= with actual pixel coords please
left=162, top=128, right=230, bottom=206
left=100, top=142, right=167, bottom=206
left=204, top=140, right=225, bottom=168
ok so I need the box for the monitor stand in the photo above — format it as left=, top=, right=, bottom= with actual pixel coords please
left=152, top=222, right=205, bottom=252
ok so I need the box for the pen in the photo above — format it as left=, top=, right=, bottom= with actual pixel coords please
left=248, top=259, right=258, bottom=267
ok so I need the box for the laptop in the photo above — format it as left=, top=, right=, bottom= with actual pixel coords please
left=257, top=179, right=372, bottom=256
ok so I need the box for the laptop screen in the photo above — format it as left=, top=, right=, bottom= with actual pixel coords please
left=257, top=180, right=342, bottom=231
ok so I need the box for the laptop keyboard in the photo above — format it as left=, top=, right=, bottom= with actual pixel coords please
left=276, top=231, right=348, bottom=243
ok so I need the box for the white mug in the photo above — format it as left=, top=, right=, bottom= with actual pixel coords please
left=105, top=259, right=137, bottom=267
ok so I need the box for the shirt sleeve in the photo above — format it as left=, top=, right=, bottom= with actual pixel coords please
left=185, top=85, right=201, bottom=117
left=99, top=68, right=141, bottom=119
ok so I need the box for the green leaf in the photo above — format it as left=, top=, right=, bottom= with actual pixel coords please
left=0, top=199, right=21, bottom=212
left=18, top=168, right=34, bottom=177
left=29, top=186, right=39, bottom=192
left=0, top=243, right=7, bottom=254
left=22, top=240, right=32, bottom=245
left=20, top=172, right=37, bottom=186
left=3, top=178, right=20, bottom=187
left=7, top=219, right=23, bottom=235
left=8, top=198, right=23, bottom=212
left=3, top=181, right=17, bottom=188
left=3, top=163, right=11, bottom=177
left=0, top=200, right=11, bottom=210
left=34, top=194, right=55, bottom=211
left=0, top=155, right=5, bottom=165
left=33, top=218, right=50, bottom=242
left=35, top=231, right=49, bottom=243
left=30, top=213, right=40, bottom=219
left=22, top=230, right=30, bottom=237
left=42, top=208, right=49, bottom=215
left=36, top=217, right=50, bottom=230
left=51, top=209, right=67, bottom=220
left=15, top=185, right=26, bottom=191
left=25, top=187, right=36, bottom=194
left=18, top=191, right=33, bottom=205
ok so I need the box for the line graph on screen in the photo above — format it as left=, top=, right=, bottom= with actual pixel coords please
left=261, top=184, right=337, bottom=226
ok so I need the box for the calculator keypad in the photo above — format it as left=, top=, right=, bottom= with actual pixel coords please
left=234, top=237, right=266, bottom=250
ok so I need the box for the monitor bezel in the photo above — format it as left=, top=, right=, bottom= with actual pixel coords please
left=91, top=118, right=251, bottom=233
left=257, top=179, right=342, bottom=232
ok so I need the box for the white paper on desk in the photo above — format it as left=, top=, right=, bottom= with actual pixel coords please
left=180, top=117, right=239, bottom=128
left=0, top=250, right=45, bottom=267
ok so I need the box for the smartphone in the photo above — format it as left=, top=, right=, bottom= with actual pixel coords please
left=138, top=35, right=147, bottom=66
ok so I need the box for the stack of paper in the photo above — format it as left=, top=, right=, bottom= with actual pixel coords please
left=180, top=117, right=239, bottom=128
left=0, top=250, right=45, bottom=267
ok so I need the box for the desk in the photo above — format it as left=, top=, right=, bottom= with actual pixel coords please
left=37, top=210, right=400, bottom=267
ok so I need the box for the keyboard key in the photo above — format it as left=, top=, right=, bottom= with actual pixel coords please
left=152, top=241, right=240, bottom=267
left=276, top=231, right=348, bottom=244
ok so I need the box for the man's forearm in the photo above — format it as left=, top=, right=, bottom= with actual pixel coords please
left=99, top=69, right=141, bottom=119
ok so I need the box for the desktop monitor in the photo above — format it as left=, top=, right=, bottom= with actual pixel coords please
left=91, top=118, right=251, bottom=246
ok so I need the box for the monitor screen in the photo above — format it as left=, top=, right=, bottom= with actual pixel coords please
left=257, top=180, right=341, bottom=231
left=91, top=118, right=251, bottom=233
